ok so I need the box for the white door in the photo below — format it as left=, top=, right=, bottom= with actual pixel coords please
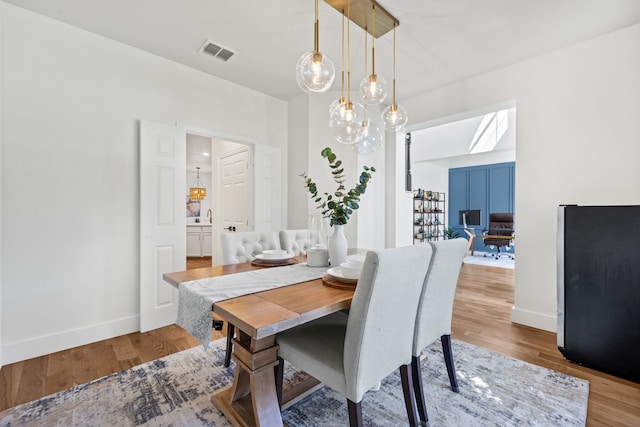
left=221, top=148, right=251, bottom=233
left=140, top=120, right=186, bottom=332
left=213, top=148, right=251, bottom=265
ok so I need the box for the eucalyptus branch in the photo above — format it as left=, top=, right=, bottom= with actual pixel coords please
left=301, top=147, right=376, bottom=226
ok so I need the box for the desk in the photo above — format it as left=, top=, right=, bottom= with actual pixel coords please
left=164, top=257, right=354, bottom=427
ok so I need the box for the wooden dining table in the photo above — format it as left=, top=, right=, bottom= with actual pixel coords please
left=163, top=256, right=354, bottom=427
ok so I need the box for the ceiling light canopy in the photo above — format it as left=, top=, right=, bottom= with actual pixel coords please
left=296, top=0, right=336, bottom=93
left=324, top=0, right=398, bottom=37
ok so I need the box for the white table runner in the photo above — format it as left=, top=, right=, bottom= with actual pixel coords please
left=176, top=263, right=328, bottom=349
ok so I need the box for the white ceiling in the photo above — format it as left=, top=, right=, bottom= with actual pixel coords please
left=5, top=0, right=640, bottom=102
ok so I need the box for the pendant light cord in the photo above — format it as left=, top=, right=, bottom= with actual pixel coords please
left=313, top=0, right=319, bottom=52
left=392, top=23, right=397, bottom=107
left=341, top=11, right=345, bottom=100
left=347, top=0, right=351, bottom=104
left=371, top=4, right=376, bottom=76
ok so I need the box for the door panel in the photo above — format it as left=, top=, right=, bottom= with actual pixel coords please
left=468, top=169, right=488, bottom=227
left=140, top=120, right=186, bottom=332
left=489, top=165, right=514, bottom=214
left=448, top=169, right=468, bottom=231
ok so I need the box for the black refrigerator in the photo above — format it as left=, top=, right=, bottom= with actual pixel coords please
left=557, top=205, right=640, bottom=383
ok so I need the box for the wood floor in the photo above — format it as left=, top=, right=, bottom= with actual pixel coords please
left=1, top=262, right=639, bottom=426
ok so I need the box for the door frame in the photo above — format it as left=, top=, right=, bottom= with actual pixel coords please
left=180, top=124, right=257, bottom=266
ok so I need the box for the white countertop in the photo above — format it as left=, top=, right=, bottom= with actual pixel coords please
left=187, top=223, right=212, bottom=227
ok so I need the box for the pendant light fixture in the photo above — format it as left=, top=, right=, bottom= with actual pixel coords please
left=359, top=3, right=387, bottom=105
left=189, top=167, right=207, bottom=201
left=296, top=0, right=335, bottom=93
left=330, top=0, right=364, bottom=144
left=381, top=23, right=408, bottom=131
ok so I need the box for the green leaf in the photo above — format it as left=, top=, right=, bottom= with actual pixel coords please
left=321, top=147, right=332, bottom=158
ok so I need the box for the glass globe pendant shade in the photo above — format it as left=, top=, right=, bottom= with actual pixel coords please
left=331, top=101, right=365, bottom=144
left=360, top=74, right=387, bottom=105
left=296, top=51, right=335, bottom=93
left=328, top=97, right=346, bottom=125
left=356, top=120, right=383, bottom=155
left=381, top=103, right=408, bottom=131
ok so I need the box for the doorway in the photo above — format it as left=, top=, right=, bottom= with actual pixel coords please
left=186, top=134, right=253, bottom=267
left=407, top=105, right=516, bottom=269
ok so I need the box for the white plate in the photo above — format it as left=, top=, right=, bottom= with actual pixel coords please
left=254, top=253, right=294, bottom=263
left=262, top=249, right=288, bottom=259
left=327, top=267, right=358, bottom=283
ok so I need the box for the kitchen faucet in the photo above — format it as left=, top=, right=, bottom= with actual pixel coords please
left=206, top=209, right=213, bottom=224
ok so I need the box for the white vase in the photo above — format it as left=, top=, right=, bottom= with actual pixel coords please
left=328, top=224, right=348, bottom=267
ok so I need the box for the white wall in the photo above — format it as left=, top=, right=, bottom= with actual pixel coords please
left=287, top=91, right=386, bottom=250
left=402, top=23, right=640, bottom=332
left=287, top=94, right=310, bottom=230
left=1, top=3, right=287, bottom=363
left=0, top=1, right=5, bottom=369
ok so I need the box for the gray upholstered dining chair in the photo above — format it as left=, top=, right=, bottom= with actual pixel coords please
left=219, top=230, right=281, bottom=366
left=278, top=229, right=323, bottom=256
left=275, top=245, right=434, bottom=427
left=411, top=238, right=468, bottom=425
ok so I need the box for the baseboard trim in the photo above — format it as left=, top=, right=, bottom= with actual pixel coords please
left=511, top=306, right=557, bottom=333
left=2, top=316, right=140, bottom=365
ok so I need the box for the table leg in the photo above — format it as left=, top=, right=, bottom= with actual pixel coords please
left=464, top=229, right=476, bottom=256
left=211, top=330, right=283, bottom=427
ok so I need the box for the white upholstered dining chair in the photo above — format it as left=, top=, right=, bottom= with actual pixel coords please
left=275, top=245, right=434, bottom=427
left=220, top=231, right=281, bottom=264
left=278, top=229, right=323, bottom=256
left=219, top=230, right=281, bottom=366
left=411, top=238, right=468, bottom=424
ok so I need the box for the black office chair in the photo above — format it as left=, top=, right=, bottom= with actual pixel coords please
left=483, top=213, right=514, bottom=259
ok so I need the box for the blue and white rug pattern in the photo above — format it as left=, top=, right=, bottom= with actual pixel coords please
left=0, top=338, right=588, bottom=426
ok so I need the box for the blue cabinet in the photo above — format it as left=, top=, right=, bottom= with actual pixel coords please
left=448, top=162, right=514, bottom=253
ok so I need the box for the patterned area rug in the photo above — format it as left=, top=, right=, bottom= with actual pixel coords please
left=0, top=338, right=588, bottom=426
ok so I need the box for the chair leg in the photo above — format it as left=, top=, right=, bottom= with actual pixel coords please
left=347, top=400, right=363, bottom=427
left=441, top=335, right=459, bottom=393
left=275, top=356, right=284, bottom=408
left=400, top=364, right=419, bottom=427
left=411, top=356, right=428, bottom=424
left=224, top=322, right=235, bottom=368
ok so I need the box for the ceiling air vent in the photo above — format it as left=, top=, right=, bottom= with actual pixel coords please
left=200, top=40, right=236, bottom=62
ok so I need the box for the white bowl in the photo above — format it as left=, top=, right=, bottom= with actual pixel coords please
left=340, top=262, right=362, bottom=279
left=262, top=249, right=288, bottom=260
